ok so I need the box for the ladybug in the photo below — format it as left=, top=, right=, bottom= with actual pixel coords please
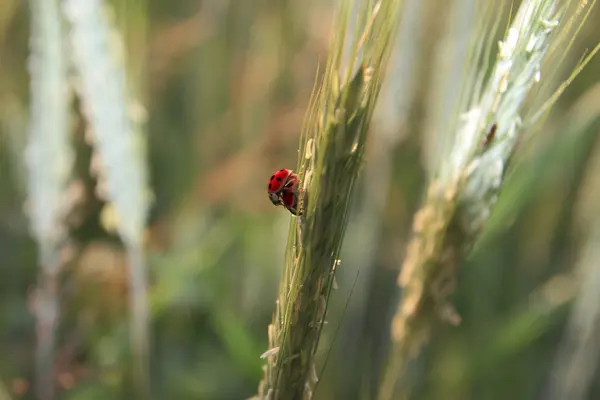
left=267, top=168, right=301, bottom=215
left=280, top=186, right=300, bottom=215
left=267, top=169, right=298, bottom=204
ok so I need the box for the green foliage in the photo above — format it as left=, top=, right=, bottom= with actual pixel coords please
left=0, top=0, right=598, bottom=399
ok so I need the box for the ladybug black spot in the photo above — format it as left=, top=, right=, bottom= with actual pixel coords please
left=270, top=175, right=275, bottom=180
left=268, top=184, right=272, bottom=189
left=280, top=169, right=286, bottom=172
left=276, top=177, right=282, bottom=181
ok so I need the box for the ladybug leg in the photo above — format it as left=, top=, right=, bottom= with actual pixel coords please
left=269, top=192, right=283, bottom=206
left=284, top=175, right=300, bottom=191
left=283, top=180, right=295, bottom=191
left=289, top=195, right=300, bottom=215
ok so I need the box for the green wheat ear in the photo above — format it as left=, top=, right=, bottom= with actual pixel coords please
left=256, top=0, right=405, bottom=399
left=380, top=0, right=600, bottom=398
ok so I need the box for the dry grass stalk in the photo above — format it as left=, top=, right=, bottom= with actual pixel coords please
left=380, top=0, right=599, bottom=398
left=256, top=0, right=405, bottom=399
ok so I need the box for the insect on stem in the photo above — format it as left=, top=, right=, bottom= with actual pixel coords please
left=480, top=122, right=497, bottom=149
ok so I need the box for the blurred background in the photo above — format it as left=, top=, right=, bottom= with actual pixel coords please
left=1, top=0, right=600, bottom=399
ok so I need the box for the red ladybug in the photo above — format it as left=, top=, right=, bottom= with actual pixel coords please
left=280, top=186, right=299, bottom=215
left=267, top=169, right=297, bottom=203
left=267, top=169, right=301, bottom=215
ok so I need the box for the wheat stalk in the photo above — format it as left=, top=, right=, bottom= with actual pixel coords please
left=380, top=0, right=599, bottom=398
left=25, top=0, right=72, bottom=398
left=256, top=1, right=404, bottom=399
left=61, top=0, right=151, bottom=396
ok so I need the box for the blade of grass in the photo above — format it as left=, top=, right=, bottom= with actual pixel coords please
left=312, top=270, right=361, bottom=398
left=545, top=111, right=600, bottom=400
left=546, top=225, right=600, bottom=400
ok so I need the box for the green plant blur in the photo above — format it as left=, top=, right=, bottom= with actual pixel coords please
left=0, top=0, right=600, bottom=399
